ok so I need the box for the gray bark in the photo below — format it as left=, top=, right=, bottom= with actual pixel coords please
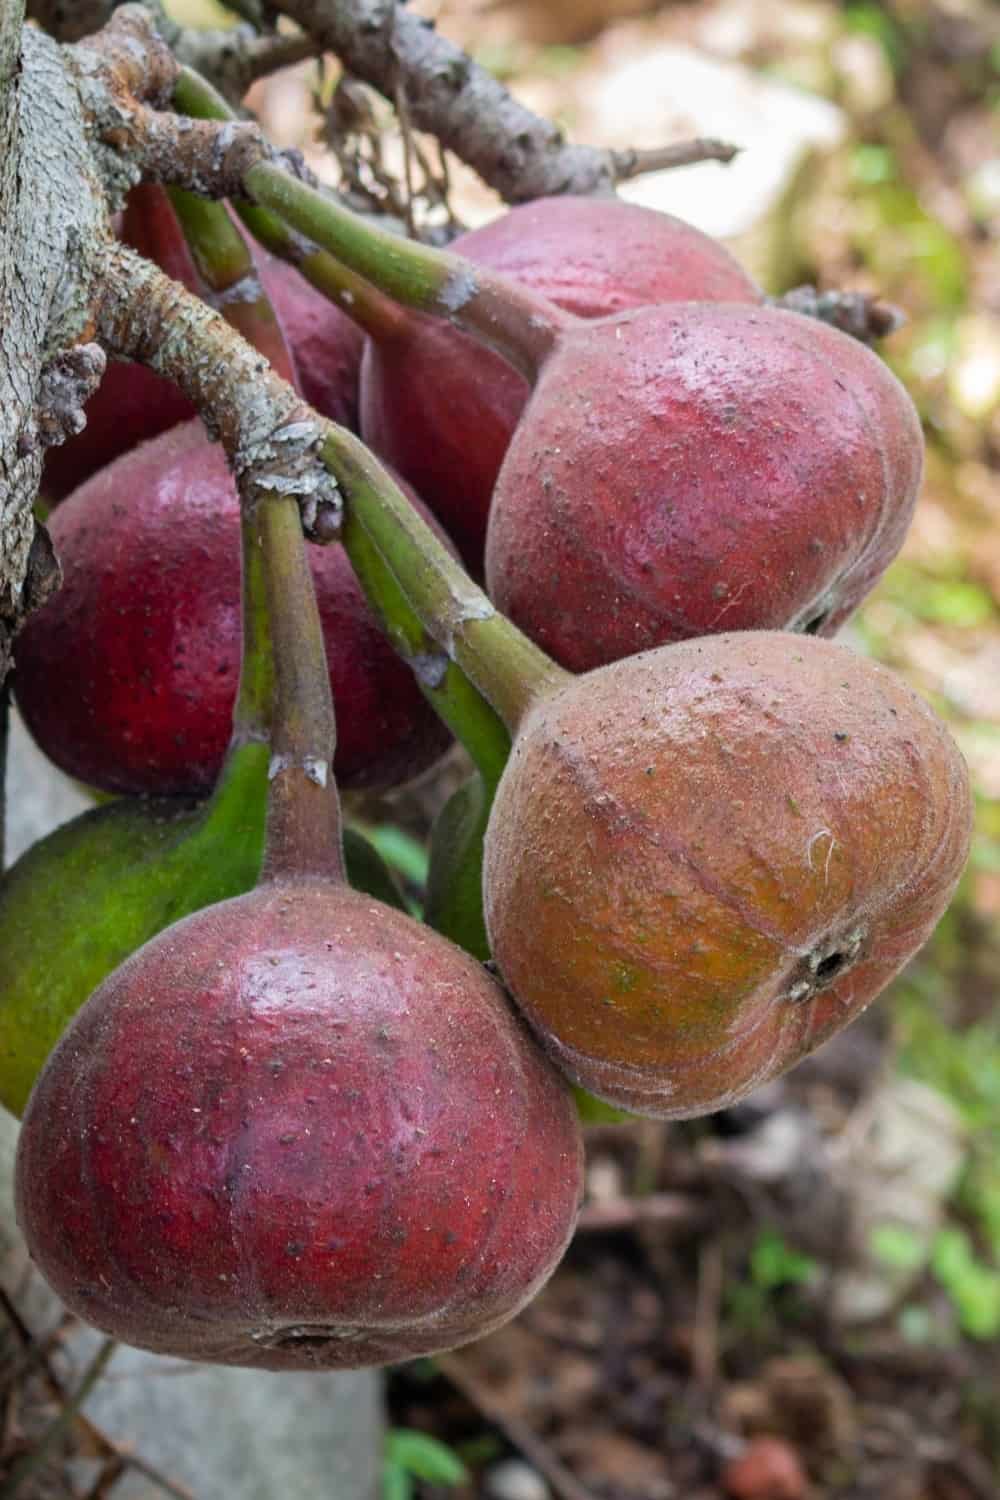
left=0, top=14, right=108, bottom=684
left=280, top=0, right=622, bottom=201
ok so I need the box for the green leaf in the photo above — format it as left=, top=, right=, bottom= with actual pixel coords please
left=384, top=1430, right=468, bottom=1486
left=870, top=1223, right=928, bottom=1273
left=381, top=1461, right=413, bottom=1500
left=749, top=1230, right=818, bottom=1290
left=931, top=1227, right=1000, bottom=1340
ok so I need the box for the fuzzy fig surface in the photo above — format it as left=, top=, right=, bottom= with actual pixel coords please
left=16, top=882, right=583, bottom=1369
left=15, top=421, right=451, bottom=797
left=360, top=196, right=760, bottom=568
left=484, top=632, right=972, bottom=1117
left=486, top=304, right=923, bottom=670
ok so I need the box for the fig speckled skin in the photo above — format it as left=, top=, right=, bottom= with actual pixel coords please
left=360, top=196, right=760, bottom=568
left=484, top=633, right=972, bottom=1118
left=16, top=881, right=583, bottom=1370
left=15, top=421, right=451, bottom=796
left=486, top=303, right=924, bottom=672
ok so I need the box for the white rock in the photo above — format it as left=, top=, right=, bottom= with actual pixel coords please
left=486, top=1458, right=552, bottom=1500
left=4, top=707, right=91, bottom=865
left=583, top=42, right=846, bottom=241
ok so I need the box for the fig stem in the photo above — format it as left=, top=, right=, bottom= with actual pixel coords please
left=240, top=201, right=411, bottom=344
left=321, top=426, right=570, bottom=736
left=171, top=199, right=345, bottom=884
left=255, top=490, right=345, bottom=885
left=339, top=509, right=511, bottom=786
left=176, top=63, right=568, bottom=380
left=171, top=68, right=412, bottom=343
left=161, top=137, right=508, bottom=782
left=245, top=159, right=566, bottom=379
left=168, top=187, right=298, bottom=386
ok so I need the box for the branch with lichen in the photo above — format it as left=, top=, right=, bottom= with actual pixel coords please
left=0, top=8, right=112, bottom=682
left=93, top=239, right=340, bottom=529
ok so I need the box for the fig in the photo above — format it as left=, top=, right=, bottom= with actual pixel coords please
left=250, top=175, right=921, bottom=657
left=15, top=880, right=582, bottom=1368
left=15, top=441, right=582, bottom=1372
left=14, top=420, right=451, bottom=797
left=485, top=303, right=923, bottom=671
left=482, top=632, right=972, bottom=1116
left=358, top=196, right=760, bottom=568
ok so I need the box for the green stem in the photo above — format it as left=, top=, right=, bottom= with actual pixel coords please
left=163, top=174, right=344, bottom=884
left=173, top=66, right=568, bottom=381
left=256, top=491, right=345, bottom=885
left=173, top=66, right=407, bottom=341
left=237, top=200, right=409, bottom=344
left=340, top=508, right=510, bottom=785
left=321, top=427, right=570, bottom=737
left=246, top=160, right=565, bottom=378
left=168, top=187, right=297, bottom=385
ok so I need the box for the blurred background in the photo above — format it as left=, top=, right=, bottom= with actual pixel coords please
left=4, top=1, right=998, bottom=1496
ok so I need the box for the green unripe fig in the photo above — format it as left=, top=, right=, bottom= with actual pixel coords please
left=0, top=742, right=404, bottom=1117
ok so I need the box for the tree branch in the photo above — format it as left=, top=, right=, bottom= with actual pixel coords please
left=178, top=26, right=318, bottom=104
left=279, top=0, right=737, bottom=203
left=769, top=285, right=906, bottom=345
left=0, top=16, right=110, bottom=683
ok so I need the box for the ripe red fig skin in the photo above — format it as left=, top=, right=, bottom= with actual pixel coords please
left=486, top=304, right=924, bottom=672
left=483, top=633, right=972, bottom=1118
left=15, top=421, right=451, bottom=797
left=255, top=251, right=364, bottom=432
left=359, top=197, right=760, bottom=568
left=15, top=882, right=584, bottom=1370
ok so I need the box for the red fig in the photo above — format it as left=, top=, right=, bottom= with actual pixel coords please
left=15, top=881, right=583, bottom=1368
left=485, top=303, right=923, bottom=671
left=16, top=426, right=582, bottom=1372
left=359, top=197, right=760, bottom=567
left=247, top=175, right=922, bottom=661
left=15, top=420, right=451, bottom=796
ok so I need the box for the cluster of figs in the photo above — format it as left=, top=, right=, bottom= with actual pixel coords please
left=2, top=176, right=973, bottom=1373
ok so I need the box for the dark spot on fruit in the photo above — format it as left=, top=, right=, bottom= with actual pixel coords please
left=814, top=950, right=846, bottom=982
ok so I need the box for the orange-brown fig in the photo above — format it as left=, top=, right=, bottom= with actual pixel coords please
left=483, top=633, right=972, bottom=1117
